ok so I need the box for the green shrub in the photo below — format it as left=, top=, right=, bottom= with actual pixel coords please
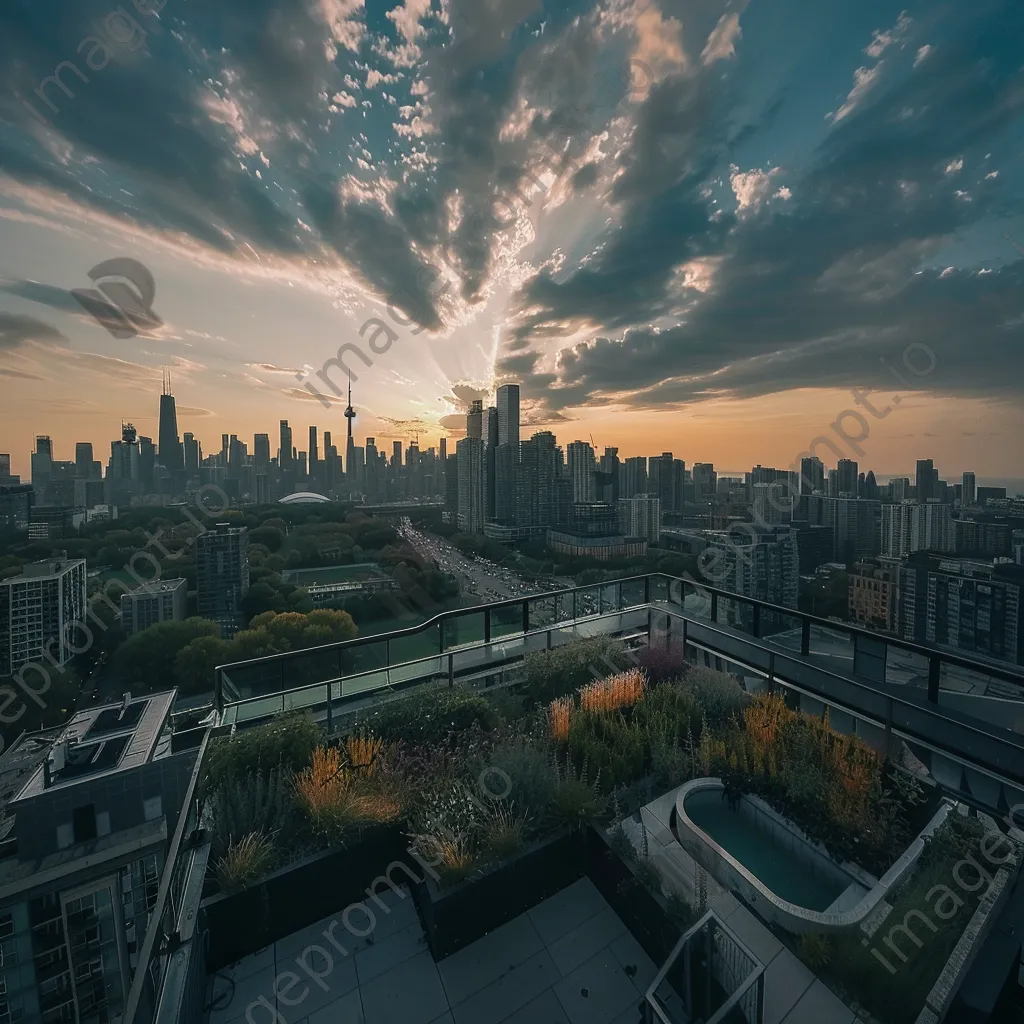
left=202, top=712, right=321, bottom=793
left=486, top=740, right=555, bottom=818
left=665, top=890, right=697, bottom=930
left=679, top=667, right=749, bottom=726
left=356, top=687, right=497, bottom=746
left=482, top=804, right=529, bottom=861
left=521, top=636, right=627, bottom=705
left=550, top=754, right=606, bottom=829
left=215, top=831, right=277, bottom=892
left=207, top=768, right=299, bottom=861
left=632, top=857, right=664, bottom=896
left=566, top=710, right=645, bottom=792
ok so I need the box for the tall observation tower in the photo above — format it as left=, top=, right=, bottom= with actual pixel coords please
left=344, top=374, right=356, bottom=476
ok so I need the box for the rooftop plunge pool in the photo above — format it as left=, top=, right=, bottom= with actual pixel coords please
left=673, top=778, right=950, bottom=934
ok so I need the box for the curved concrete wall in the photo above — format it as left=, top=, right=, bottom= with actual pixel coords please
left=675, top=778, right=952, bottom=935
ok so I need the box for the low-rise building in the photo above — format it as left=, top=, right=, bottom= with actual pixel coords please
left=848, top=558, right=899, bottom=632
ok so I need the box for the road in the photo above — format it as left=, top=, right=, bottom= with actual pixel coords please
left=397, top=519, right=561, bottom=603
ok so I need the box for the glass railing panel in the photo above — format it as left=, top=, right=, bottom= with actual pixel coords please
left=621, top=578, right=646, bottom=608
left=491, top=603, right=523, bottom=638
left=681, top=582, right=712, bottom=620
left=282, top=681, right=329, bottom=713
left=390, top=624, right=441, bottom=666
left=884, top=643, right=929, bottom=695
left=938, top=659, right=1024, bottom=733
left=339, top=638, right=387, bottom=682
left=282, top=646, right=343, bottom=691
left=389, top=654, right=446, bottom=688
left=528, top=595, right=556, bottom=629
left=443, top=610, right=486, bottom=650
left=807, top=622, right=854, bottom=674
left=600, top=583, right=621, bottom=613
left=339, top=666, right=390, bottom=699
left=553, top=591, right=575, bottom=625
left=649, top=574, right=669, bottom=604
left=575, top=587, right=601, bottom=617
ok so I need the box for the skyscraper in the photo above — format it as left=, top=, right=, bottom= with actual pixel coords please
left=308, top=425, right=319, bottom=484
left=598, top=447, right=620, bottom=503
left=456, top=434, right=485, bottom=533
left=621, top=457, right=648, bottom=499
left=916, top=459, right=935, bottom=502
left=467, top=400, right=483, bottom=441
left=485, top=406, right=499, bottom=520
left=74, top=442, right=93, bottom=478
left=279, top=420, right=293, bottom=469
left=516, top=431, right=562, bottom=529
left=157, top=370, right=183, bottom=475
left=962, top=471, right=977, bottom=506
left=196, top=523, right=250, bottom=638
left=183, top=433, right=201, bottom=473
left=496, top=384, right=520, bottom=450
left=692, top=463, right=717, bottom=504
left=567, top=441, right=596, bottom=502
left=836, top=458, right=859, bottom=496
left=800, top=457, right=825, bottom=495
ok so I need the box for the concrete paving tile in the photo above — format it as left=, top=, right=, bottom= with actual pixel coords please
left=305, top=989, right=364, bottom=1024
left=553, top=949, right=645, bottom=1024
left=499, top=988, right=571, bottom=1024
left=528, top=878, right=608, bottom=946
left=355, top=921, right=428, bottom=986
left=209, top=966, right=278, bottom=1024
left=438, top=912, right=545, bottom=1006
left=450, top=950, right=561, bottom=1024
left=780, top=979, right=857, bottom=1024
left=360, top=951, right=450, bottom=1024
left=762, top=950, right=815, bottom=1024
left=548, top=906, right=628, bottom=976
left=608, top=932, right=659, bottom=998
left=718, top=904, right=783, bottom=966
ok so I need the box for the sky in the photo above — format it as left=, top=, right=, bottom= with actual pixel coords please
left=0, top=0, right=1022, bottom=484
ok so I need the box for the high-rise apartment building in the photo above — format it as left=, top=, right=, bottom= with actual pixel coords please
left=890, top=477, right=911, bottom=502
left=701, top=527, right=799, bottom=633
left=485, top=406, right=499, bottom=521
left=898, top=554, right=1024, bottom=665
left=881, top=501, right=955, bottom=557
left=836, top=459, right=859, bottom=496
left=752, top=482, right=792, bottom=525
left=466, top=400, right=483, bottom=441
left=692, top=463, right=717, bottom=505
left=74, top=443, right=94, bottom=478
left=279, top=420, right=293, bottom=469
left=183, top=432, right=201, bottom=473
left=916, top=459, right=936, bottom=502
left=0, top=556, right=87, bottom=677
left=516, top=431, right=563, bottom=529
left=456, top=436, right=485, bottom=533
left=618, top=494, right=661, bottom=541
left=119, top=578, right=187, bottom=637
left=621, top=457, right=648, bottom=499
left=962, top=471, right=977, bottom=507
left=567, top=442, right=597, bottom=503
left=800, top=457, right=825, bottom=494
left=649, top=454, right=685, bottom=512
left=496, top=384, right=520, bottom=450
left=196, top=524, right=250, bottom=638
left=821, top=497, right=880, bottom=562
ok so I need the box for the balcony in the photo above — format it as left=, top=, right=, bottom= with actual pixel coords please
left=127, top=575, right=1024, bottom=1024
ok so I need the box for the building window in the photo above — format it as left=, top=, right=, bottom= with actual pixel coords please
left=72, top=805, right=97, bottom=844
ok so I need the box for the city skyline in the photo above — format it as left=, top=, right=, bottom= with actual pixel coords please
left=1, top=0, right=1022, bottom=483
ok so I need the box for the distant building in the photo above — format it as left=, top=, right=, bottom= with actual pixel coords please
left=977, top=486, right=1007, bottom=505
left=618, top=494, right=662, bottom=541
left=567, top=442, right=597, bottom=503
left=196, top=524, right=250, bottom=637
left=621, top=457, right=648, bottom=499
left=546, top=531, right=647, bottom=562
left=881, top=501, right=954, bottom=558
left=456, top=436, right=485, bottom=534
left=955, top=519, right=1011, bottom=558
left=848, top=558, right=899, bottom=632
left=280, top=565, right=399, bottom=608
left=752, top=482, right=792, bottom=525
left=961, top=471, right=977, bottom=506
left=701, top=527, right=799, bottom=632
left=0, top=484, right=33, bottom=532
left=0, top=556, right=87, bottom=677
left=0, top=691, right=198, bottom=1024
left=120, top=578, right=188, bottom=637
left=897, top=554, right=1024, bottom=666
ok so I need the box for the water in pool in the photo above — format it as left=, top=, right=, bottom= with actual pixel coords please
left=684, top=789, right=850, bottom=912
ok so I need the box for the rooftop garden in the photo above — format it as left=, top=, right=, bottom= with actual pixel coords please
left=196, top=635, right=1018, bottom=1022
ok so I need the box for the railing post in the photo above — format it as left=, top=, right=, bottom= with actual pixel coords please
left=767, top=651, right=775, bottom=695
left=800, top=618, right=810, bottom=656
left=680, top=615, right=687, bottom=658
left=484, top=608, right=492, bottom=644
left=751, top=604, right=761, bottom=639
left=710, top=592, right=718, bottom=624
left=522, top=599, right=530, bottom=635
left=448, top=653, right=454, bottom=688
left=326, top=679, right=332, bottom=735
left=644, top=575, right=650, bottom=605
left=927, top=656, right=941, bottom=704
left=546, top=629, right=552, bottom=650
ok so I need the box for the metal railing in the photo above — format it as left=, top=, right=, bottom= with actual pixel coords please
left=646, top=910, right=765, bottom=1024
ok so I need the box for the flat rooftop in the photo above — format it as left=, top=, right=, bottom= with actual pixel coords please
left=8, top=690, right=175, bottom=803
left=282, top=564, right=390, bottom=584
left=125, top=577, right=187, bottom=596
left=1, top=557, right=85, bottom=583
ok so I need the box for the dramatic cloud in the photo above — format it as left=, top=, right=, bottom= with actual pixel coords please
left=0, top=311, right=66, bottom=348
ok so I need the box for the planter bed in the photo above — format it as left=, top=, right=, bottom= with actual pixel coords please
left=412, top=826, right=587, bottom=960
left=203, top=824, right=410, bottom=970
